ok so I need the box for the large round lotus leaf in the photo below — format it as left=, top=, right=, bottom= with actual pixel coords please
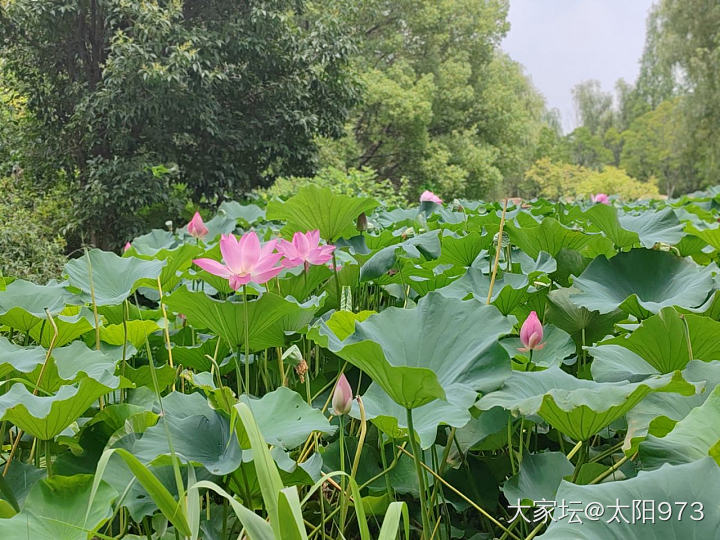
left=437, top=232, right=492, bottom=267
left=360, top=230, right=441, bottom=282
left=502, top=452, right=574, bottom=505
left=238, top=387, right=336, bottom=450
left=570, top=249, right=715, bottom=317
left=589, top=344, right=659, bottom=383
left=99, top=319, right=160, bottom=349
left=436, top=268, right=529, bottom=315
left=0, top=474, right=116, bottom=540
left=130, top=243, right=203, bottom=292
left=595, top=308, right=720, bottom=378
left=618, top=208, right=685, bottom=248
left=129, top=229, right=179, bottom=254
left=266, top=184, right=378, bottom=241
left=581, top=204, right=640, bottom=249
left=638, top=386, right=720, bottom=469
left=64, top=249, right=166, bottom=306
left=351, top=382, right=475, bottom=449
left=28, top=308, right=96, bottom=348
left=0, top=336, right=45, bottom=379
left=218, top=200, right=266, bottom=225
left=163, top=286, right=312, bottom=351
left=540, top=458, right=720, bottom=539
left=476, top=367, right=696, bottom=441
left=127, top=392, right=243, bottom=475
left=0, top=280, right=82, bottom=332
left=505, top=217, right=615, bottom=259
left=0, top=379, right=115, bottom=440
left=546, top=287, right=625, bottom=346
left=315, top=292, right=513, bottom=409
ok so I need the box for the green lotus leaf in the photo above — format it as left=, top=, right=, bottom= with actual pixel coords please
left=360, top=230, right=441, bottom=282
left=51, top=341, right=121, bottom=388
left=352, top=382, right=475, bottom=449
left=64, top=249, right=166, bottom=306
left=0, top=279, right=82, bottom=332
left=218, top=200, right=266, bottom=225
left=99, top=320, right=160, bottom=349
left=505, top=217, right=615, bottom=259
left=618, top=208, right=685, bottom=248
left=239, top=387, right=336, bottom=450
left=127, top=392, right=243, bottom=475
left=437, top=232, right=491, bottom=267
left=0, top=336, right=45, bottom=379
left=266, top=184, right=378, bottom=241
left=0, top=379, right=113, bottom=440
left=582, top=204, right=639, bottom=249
left=167, top=336, right=231, bottom=373
left=502, top=452, right=574, bottom=505
left=26, top=307, right=96, bottom=348
left=129, top=229, right=179, bottom=255
left=0, top=474, right=116, bottom=540
left=594, top=308, right=720, bottom=380
left=437, top=268, right=529, bottom=315
left=570, top=249, right=715, bottom=317
left=132, top=243, right=203, bottom=292
left=622, top=360, right=720, bottom=452
left=540, top=458, right=720, bottom=539
left=454, top=407, right=510, bottom=452
left=545, top=287, right=625, bottom=347
left=123, top=363, right=177, bottom=392
left=637, top=385, right=720, bottom=469
left=315, top=292, right=513, bottom=409
left=163, top=286, right=307, bottom=351
left=476, top=367, right=696, bottom=441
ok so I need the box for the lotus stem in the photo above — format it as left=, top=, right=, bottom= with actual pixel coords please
left=242, top=285, right=251, bottom=395
left=397, top=445, right=523, bottom=540
left=406, top=407, right=431, bottom=538
left=486, top=198, right=509, bottom=305
left=338, top=414, right=347, bottom=535
left=156, top=277, right=176, bottom=392
left=331, top=250, right=342, bottom=308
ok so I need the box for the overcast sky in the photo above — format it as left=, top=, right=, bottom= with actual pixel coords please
left=501, top=0, right=656, bottom=132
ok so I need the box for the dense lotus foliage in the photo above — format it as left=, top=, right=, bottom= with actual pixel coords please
left=2, top=184, right=720, bottom=538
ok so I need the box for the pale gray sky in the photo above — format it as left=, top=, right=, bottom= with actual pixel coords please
left=502, top=0, right=656, bottom=132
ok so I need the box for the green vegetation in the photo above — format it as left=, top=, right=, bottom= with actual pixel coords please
left=0, top=188, right=719, bottom=538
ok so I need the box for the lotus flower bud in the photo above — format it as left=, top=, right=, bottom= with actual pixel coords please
left=187, top=211, right=209, bottom=238
left=332, top=373, right=353, bottom=416
left=123, top=242, right=131, bottom=252
left=419, top=190, right=443, bottom=204
left=591, top=193, right=610, bottom=205
left=519, top=311, right=545, bottom=352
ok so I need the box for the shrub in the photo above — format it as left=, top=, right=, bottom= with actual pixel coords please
left=257, top=167, right=409, bottom=206
left=0, top=176, right=71, bottom=282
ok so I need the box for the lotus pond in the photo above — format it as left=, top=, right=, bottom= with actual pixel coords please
left=1, top=185, right=720, bottom=539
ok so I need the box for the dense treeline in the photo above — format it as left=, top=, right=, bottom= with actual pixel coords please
left=0, top=0, right=718, bottom=259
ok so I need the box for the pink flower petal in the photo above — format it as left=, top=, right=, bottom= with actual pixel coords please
left=193, top=258, right=232, bottom=278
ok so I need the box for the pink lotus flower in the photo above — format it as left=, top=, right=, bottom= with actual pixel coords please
left=332, top=373, right=353, bottom=415
left=123, top=242, right=131, bottom=252
left=592, top=193, right=610, bottom=205
left=187, top=211, right=209, bottom=238
left=193, top=231, right=283, bottom=289
left=277, top=230, right=335, bottom=269
left=519, top=311, right=545, bottom=352
left=420, top=190, right=443, bottom=204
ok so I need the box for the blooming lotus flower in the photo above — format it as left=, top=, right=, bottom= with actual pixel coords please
left=592, top=193, right=610, bottom=205
left=187, top=211, right=209, bottom=238
left=277, top=230, right=335, bottom=269
left=332, top=373, right=353, bottom=415
left=193, top=231, right=283, bottom=289
left=420, top=190, right=443, bottom=204
left=123, top=242, right=131, bottom=252
left=519, top=311, right=545, bottom=352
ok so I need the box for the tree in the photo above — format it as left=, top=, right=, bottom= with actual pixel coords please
left=0, top=0, right=357, bottom=247
left=636, top=0, right=720, bottom=186
left=571, top=80, right=614, bottom=136
left=620, top=99, right=698, bottom=196
left=563, top=127, right=613, bottom=170
left=315, top=0, right=548, bottom=200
